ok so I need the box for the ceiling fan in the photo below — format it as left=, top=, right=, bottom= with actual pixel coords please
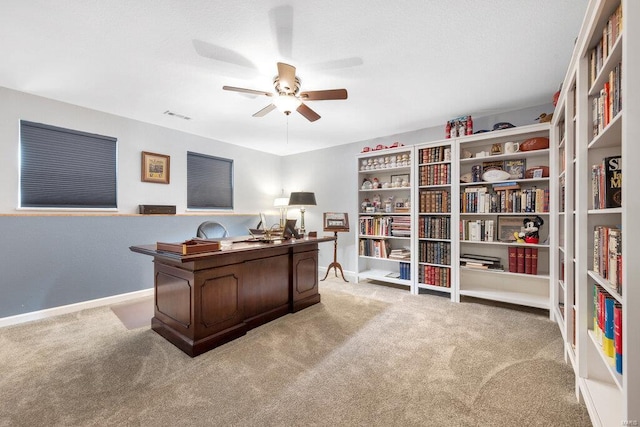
left=222, top=62, right=348, bottom=122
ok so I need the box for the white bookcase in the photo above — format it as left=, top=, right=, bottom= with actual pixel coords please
left=553, top=0, right=639, bottom=425
left=453, top=123, right=554, bottom=314
left=355, top=147, right=413, bottom=289
left=412, top=140, right=455, bottom=298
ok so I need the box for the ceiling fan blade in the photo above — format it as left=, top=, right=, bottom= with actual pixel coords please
left=296, top=103, right=321, bottom=122
left=223, top=86, right=273, bottom=97
left=299, top=89, right=348, bottom=101
left=253, top=104, right=277, bottom=117
left=269, top=5, right=293, bottom=58
left=277, top=62, right=297, bottom=93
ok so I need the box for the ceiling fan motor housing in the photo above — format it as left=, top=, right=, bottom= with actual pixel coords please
left=274, top=76, right=301, bottom=95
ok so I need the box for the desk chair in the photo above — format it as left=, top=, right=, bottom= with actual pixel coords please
left=196, top=221, right=229, bottom=239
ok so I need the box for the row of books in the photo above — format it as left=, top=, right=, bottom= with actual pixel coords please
left=591, top=155, right=622, bottom=209
left=359, top=216, right=411, bottom=237
left=460, top=219, right=495, bottom=242
left=418, top=146, right=450, bottom=164
left=359, top=238, right=391, bottom=258
left=461, top=185, right=549, bottom=213
left=418, top=216, right=451, bottom=239
left=508, top=246, right=539, bottom=275
left=593, top=225, right=622, bottom=295
left=418, top=241, right=451, bottom=266
left=418, top=265, right=451, bottom=288
left=593, top=284, right=622, bottom=374
left=459, top=253, right=503, bottom=271
left=419, top=189, right=450, bottom=213
left=589, top=3, right=622, bottom=86
left=398, top=262, right=411, bottom=280
left=418, top=163, right=451, bottom=186
left=592, top=62, right=622, bottom=137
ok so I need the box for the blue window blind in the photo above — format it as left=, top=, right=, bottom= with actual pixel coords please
left=187, top=151, right=233, bottom=209
left=20, top=120, right=117, bottom=208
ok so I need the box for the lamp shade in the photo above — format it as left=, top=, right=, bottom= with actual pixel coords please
left=288, top=192, right=316, bottom=206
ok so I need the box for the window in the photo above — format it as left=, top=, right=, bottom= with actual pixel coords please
left=20, top=121, right=117, bottom=209
left=187, top=151, right=233, bottom=210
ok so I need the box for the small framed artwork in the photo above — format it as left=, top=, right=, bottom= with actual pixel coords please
left=323, top=212, right=350, bottom=232
left=141, top=151, right=170, bottom=184
left=504, top=158, right=526, bottom=179
left=497, top=216, right=525, bottom=242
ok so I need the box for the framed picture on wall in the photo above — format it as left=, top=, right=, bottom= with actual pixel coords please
left=141, top=151, right=170, bottom=184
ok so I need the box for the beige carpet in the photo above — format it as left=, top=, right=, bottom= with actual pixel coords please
left=0, top=278, right=591, bottom=426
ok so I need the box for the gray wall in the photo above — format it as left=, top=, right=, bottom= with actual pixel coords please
left=0, top=85, right=553, bottom=318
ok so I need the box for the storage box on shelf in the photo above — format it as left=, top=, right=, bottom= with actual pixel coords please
left=356, top=148, right=413, bottom=288
left=454, top=123, right=554, bottom=313
left=413, top=141, right=454, bottom=297
left=558, top=0, right=638, bottom=425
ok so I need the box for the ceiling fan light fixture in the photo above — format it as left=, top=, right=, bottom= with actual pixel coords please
left=273, top=94, right=301, bottom=115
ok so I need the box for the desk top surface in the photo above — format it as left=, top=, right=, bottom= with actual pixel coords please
left=130, top=235, right=335, bottom=262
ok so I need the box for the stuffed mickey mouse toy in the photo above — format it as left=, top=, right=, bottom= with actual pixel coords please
left=521, top=216, right=544, bottom=244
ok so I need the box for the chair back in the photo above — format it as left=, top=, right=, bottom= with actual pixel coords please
left=196, top=221, right=229, bottom=239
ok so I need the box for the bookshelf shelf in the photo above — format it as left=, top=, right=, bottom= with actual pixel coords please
left=357, top=269, right=411, bottom=287
left=587, top=330, right=623, bottom=390
left=459, top=286, right=549, bottom=310
left=417, top=283, right=452, bottom=293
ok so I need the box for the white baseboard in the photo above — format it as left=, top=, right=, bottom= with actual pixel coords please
left=0, top=288, right=154, bottom=328
left=2, top=268, right=356, bottom=329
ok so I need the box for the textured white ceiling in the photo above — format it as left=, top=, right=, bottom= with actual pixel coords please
left=0, top=1, right=588, bottom=155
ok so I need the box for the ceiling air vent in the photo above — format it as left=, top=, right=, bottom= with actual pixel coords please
left=163, top=110, right=191, bottom=120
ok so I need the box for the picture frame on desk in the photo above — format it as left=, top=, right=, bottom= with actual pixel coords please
left=323, top=212, right=350, bottom=232
left=141, top=151, right=170, bottom=184
left=497, top=216, right=524, bottom=242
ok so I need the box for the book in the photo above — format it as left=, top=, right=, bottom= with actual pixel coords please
left=603, top=156, right=622, bottom=208
left=531, top=247, right=538, bottom=275
left=603, top=296, right=615, bottom=358
left=508, top=246, right=517, bottom=273
left=608, top=228, right=621, bottom=290
left=516, top=247, right=525, bottom=274
left=614, top=302, right=623, bottom=374
left=525, top=247, right=532, bottom=274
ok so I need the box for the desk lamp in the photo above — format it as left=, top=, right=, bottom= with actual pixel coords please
left=288, top=192, right=316, bottom=235
left=273, top=197, right=289, bottom=229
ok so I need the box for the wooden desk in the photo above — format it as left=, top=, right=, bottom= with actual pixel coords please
left=130, top=236, right=334, bottom=357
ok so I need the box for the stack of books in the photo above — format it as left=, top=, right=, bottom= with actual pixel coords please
left=459, top=253, right=503, bottom=271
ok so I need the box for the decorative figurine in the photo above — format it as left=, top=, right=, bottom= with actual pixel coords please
left=516, top=216, right=544, bottom=244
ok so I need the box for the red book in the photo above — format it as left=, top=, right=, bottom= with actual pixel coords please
left=516, top=247, right=525, bottom=273
left=614, top=302, right=623, bottom=374
left=525, top=247, right=532, bottom=274
left=508, top=246, right=517, bottom=273
left=531, top=247, right=538, bottom=275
